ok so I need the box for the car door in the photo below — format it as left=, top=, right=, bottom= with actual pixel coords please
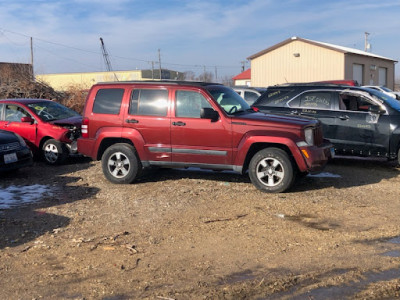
left=0, top=103, right=37, bottom=148
left=331, top=90, right=390, bottom=155
left=170, top=88, right=232, bottom=166
left=123, top=87, right=171, bottom=163
left=287, top=90, right=338, bottom=141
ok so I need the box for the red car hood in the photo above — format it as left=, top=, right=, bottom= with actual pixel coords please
left=50, top=116, right=82, bottom=127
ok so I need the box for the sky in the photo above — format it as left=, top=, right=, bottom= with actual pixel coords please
left=0, top=0, right=399, bottom=80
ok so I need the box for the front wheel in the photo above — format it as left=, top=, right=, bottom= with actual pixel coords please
left=248, top=148, right=295, bottom=193
left=101, top=143, right=141, bottom=184
left=42, top=139, right=68, bottom=165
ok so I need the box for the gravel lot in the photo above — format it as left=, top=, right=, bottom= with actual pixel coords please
left=1, top=156, right=400, bottom=299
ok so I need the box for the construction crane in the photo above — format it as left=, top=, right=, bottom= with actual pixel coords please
left=100, top=37, right=113, bottom=71
left=100, top=37, right=119, bottom=81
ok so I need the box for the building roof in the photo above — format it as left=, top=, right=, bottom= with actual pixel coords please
left=232, top=68, right=251, bottom=80
left=248, top=36, right=397, bottom=62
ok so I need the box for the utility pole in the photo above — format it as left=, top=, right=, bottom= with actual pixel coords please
left=30, top=37, right=34, bottom=80
left=364, top=32, right=370, bottom=52
left=158, top=49, right=162, bottom=80
left=214, top=66, right=218, bottom=82
left=240, top=61, right=247, bottom=72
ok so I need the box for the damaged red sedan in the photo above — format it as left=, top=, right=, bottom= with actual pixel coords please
left=0, top=99, right=82, bottom=165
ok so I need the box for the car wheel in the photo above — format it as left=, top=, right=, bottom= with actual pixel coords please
left=249, top=148, right=294, bottom=193
left=42, top=139, right=68, bottom=165
left=101, top=143, right=141, bottom=184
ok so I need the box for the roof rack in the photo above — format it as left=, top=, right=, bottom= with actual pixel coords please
left=95, top=80, right=223, bottom=86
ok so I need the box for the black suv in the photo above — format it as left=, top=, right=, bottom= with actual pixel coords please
left=253, top=84, right=400, bottom=163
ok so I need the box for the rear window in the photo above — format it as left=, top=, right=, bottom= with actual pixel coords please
left=93, top=89, right=124, bottom=114
left=254, top=89, right=298, bottom=107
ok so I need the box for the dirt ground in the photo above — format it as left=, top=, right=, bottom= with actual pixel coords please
left=1, top=156, right=400, bottom=299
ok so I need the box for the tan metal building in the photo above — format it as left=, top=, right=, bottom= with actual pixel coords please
left=248, top=37, right=397, bottom=89
left=36, top=69, right=184, bottom=91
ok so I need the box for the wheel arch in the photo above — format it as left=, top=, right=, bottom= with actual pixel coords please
left=96, top=138, right=136, bottom=160
left=242, top=142, right=294, bottom=174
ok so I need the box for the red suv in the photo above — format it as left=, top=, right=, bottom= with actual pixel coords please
left=78, top=81, right=333, bottom=193
left=0, top=99, right=82, bottom=164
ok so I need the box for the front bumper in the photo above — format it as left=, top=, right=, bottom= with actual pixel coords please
left=298, top=140, right=334, bottom=174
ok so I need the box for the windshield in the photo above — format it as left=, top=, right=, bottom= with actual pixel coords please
left=27, top=101, right=80, bottom=121
left=380, top=86, right=393, bottom=92
left=364, top=88, right=400, bottom=111
left=206, top=86, right=251, bottom=115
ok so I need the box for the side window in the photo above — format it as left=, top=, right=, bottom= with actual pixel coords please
left=129, top=89, right=168, bottom=116
left=93, top=88, right=124, bottom=114
left=0, top=104, right=3, bottom=120
left=4, top=105, right=30, bottom=122
left=175, top=90, right=212, bottom=118
left=244, top=91, right=259, bottom=104
left=341, top=95, right=374, bottom=112
left=298, top=92, right=333, bottom=109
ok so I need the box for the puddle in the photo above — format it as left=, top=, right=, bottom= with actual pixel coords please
left=0, top=184, right=53, bottom=210
left=388, top=236, right=400, bottom=244
left=289, top=268, right=400, bottom=299
left=382, top=250, right=400, bottom=257
left=307, top=172, right=341, bottom=178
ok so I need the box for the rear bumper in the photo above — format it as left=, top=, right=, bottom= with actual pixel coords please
left=298, top=140, right=334, bottom=174
left=0, top=148, right=33, bottom=172
left=77, top=138, right=96, bottom=159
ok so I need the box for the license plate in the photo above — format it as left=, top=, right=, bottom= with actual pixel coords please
left=4, top=152, right=18, bottom=164
left=330, top=147, right=335, bottom=158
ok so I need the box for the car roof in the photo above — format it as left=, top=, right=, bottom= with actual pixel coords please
left=0, top=98, right=52, bottom=104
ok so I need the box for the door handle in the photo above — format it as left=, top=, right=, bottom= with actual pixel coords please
left=339, top=115, right=349, bottom=120
left=172, top=121, right=186, bottom=126
left=126, top=119, right=139, bottom=124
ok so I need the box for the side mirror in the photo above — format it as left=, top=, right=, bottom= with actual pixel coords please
left=21, top=116, right=35, bottom=124
left=368, top=105, right=385, bottom=114
left=201, top=108, right=219, bottom=121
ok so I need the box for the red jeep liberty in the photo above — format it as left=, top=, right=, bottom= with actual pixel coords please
left=78, top=81, right=333, bottom=193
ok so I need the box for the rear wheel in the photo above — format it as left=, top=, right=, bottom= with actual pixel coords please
left=249, top=148, right=295, bottom=193
left=42, top=139, right=68, bottom=165
left=101, top=143, right=141, bottom=184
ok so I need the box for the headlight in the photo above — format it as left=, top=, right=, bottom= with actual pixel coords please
left=304, top=128, right=314, bottom=146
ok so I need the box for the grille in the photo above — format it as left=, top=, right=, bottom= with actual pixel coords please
left=314, top=125, right=324, bottom=146
left=0, top=142, right=20, bottom=152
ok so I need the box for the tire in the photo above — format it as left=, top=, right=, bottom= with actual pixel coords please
left=101, top=143, right=141, bottom=184
left=248, top=148, right=295, bottom=193
left=42, top=139, right=68, bottom=165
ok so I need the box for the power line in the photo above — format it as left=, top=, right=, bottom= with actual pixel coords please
left=0, top=27, right=242, bottom=73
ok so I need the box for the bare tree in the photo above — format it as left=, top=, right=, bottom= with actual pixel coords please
left=183, top=71, right=197, bottom=81
left=198, top=71, right=214, bottom=83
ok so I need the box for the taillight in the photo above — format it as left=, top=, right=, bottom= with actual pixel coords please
left=81, top=117, right=89, bottom=138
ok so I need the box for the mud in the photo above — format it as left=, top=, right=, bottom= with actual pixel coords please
left=0, top=157, right=400, bottom=299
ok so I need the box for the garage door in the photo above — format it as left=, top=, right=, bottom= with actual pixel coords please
left=353, top=64, right=363, bottom=85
